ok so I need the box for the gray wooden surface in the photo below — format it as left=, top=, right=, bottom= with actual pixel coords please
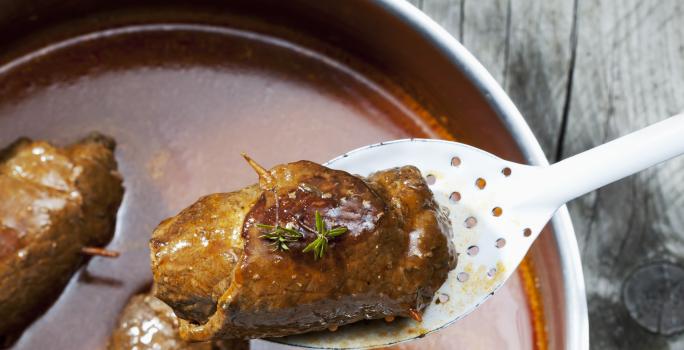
left=411, top=0, right=684, bottom=349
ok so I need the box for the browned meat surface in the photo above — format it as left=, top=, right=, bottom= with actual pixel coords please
left=152, top=185, right=260, bottom=325
left=0, top=134, right=124, bottom=343
left=108, top=292, right=248, bottom=350
left=151, top=160, right=455, bottom=341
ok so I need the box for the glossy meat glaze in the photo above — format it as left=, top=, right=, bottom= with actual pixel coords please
left=0, top=134, right=124, bottom=342
left=151, top=160, right=456, bottom=340
left=108, top=292, right=248, bottom=350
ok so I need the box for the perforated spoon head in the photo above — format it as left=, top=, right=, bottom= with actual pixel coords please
left=276, top=139, right=553, bottom=349
left=275, top=114, right=684, bottom=349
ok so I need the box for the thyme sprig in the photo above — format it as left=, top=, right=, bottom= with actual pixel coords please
left=256, top=211, right=348, bottom=258
left=302, top=211, right=348, bottom=259
left=257, top=223, right=303, bottom=251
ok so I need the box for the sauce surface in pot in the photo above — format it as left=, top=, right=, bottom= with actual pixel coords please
left=0, top=21, right=543, bottom=350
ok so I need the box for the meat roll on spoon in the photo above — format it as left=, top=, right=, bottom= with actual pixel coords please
left=151, top=113, right=684, bottom=349
left=151, top=158, right=456, bottom=342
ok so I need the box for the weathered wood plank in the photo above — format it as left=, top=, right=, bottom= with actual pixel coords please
left=425, top=0, right=509, bottom=83
left=421, top=0, right=464, bottom=41
left=404, top=0, right=424, bottom=10
left=461, top=0, right=510, bottom=86
left=422, top=0, right=575, bottom=159
left=505, top=0, right=576, bottom=160
left=562, top=0, right=684, bottom=348
left=421, top=0, right=684, bottom=349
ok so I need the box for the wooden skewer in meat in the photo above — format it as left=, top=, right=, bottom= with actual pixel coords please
left=0, top=133, right=124, bottom=344
left=81, top=246, right=120, bottom=258
left=150, top=157, right=456, bottom=341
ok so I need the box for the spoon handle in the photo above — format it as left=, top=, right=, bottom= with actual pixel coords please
left=532, top=113, right=684, bottom=207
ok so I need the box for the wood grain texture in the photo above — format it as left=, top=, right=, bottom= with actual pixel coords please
left=505, top=0, right=576, bottom=161
left=563, top=1, right=684, bottom=349
left=420, top=0, right=684, bottom=349
left=405, top=0, right=424, bottom=10
left=423, top=0, right=575, bottom=159
left=421, top=0, right=464, bottom=41
left=424, top=0, right=508, bottom=83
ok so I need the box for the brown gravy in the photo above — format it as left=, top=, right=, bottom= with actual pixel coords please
left=0, top=22, right=541, bottom=350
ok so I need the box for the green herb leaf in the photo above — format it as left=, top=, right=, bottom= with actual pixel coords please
left=280, top=226, right=304, bottom=238
left=327, top=227, right=348, bottom=237
left=315, top=210, right=324, bottom=233
left=256, top=223, right=304, bottom=252
left=302, top=239, right=317, bottom=253
left=301, top=210, right=347, bottom=259
left=257, top=210, right=348, bottom=258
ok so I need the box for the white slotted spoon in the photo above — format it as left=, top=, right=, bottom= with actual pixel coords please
left=276, top=113, right=684, bottom=349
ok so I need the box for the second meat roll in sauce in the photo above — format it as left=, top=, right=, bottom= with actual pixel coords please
left=151, top=158, right=456, bottom=341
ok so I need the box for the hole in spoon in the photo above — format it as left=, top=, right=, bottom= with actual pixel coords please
left=426, top=174, right=436, bottom=185
left=492, top=207, right=503, bottom=217
left=437, top=293, right=450, bottom=304
left=451, top=156, right=461, bottom=167
left=467, top=245, right=479, bottom=256
left=464, top=216, right=477, bottom=228
left=502, top=167, right=512, bottom=176
left=475, top=178, right=486, bottom=189
left=457, top=272, right=469, bottom=282
left=495, top=238, right=506, bottom=248
left=487, top=268, right=497, bottom=278
left=523, top=228, right=532, bottom=237
left=449, top=192, right=461, bottom=202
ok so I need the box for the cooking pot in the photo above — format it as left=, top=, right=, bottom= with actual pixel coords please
left=0, top=0, right=588, bottom=349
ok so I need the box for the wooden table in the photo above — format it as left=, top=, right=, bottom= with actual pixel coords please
left=409, top=1, right=684, bottom=349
